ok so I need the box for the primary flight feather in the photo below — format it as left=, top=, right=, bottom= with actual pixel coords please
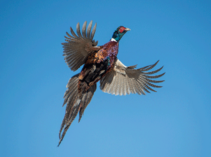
left=58, top=21, right=165, bottom=146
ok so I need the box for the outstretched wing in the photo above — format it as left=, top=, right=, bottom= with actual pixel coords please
left=62, top=21, right=99, bottom=71
left=100, top=59, right=165, bottom=95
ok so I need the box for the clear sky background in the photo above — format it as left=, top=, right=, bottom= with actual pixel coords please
left=1, top=0, right=211, bottom=157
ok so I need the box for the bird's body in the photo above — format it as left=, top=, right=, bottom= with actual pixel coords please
left=79, top=41, right=118, bottom=91
left=58, top=21, right=165, bottom=146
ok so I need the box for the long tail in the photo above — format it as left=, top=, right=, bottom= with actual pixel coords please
left=58, top=74, right=96, bottom=146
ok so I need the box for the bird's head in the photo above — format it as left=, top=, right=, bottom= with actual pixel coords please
left=111, top=26, right=130, bottom=42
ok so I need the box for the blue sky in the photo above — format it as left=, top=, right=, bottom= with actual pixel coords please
left=1, top=0, right=211, bottom=156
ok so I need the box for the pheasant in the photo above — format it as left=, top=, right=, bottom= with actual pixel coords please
left=58, top=21, right=165, bottom=146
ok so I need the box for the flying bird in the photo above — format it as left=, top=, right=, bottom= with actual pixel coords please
left=58, top=21, right=165, bottom=146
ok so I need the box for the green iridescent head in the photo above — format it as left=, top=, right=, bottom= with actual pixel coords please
left=111, top=26, right=130, bottom=42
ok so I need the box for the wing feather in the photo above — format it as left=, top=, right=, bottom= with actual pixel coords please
left=62, top=21, right=98, bottom=71
left=86, top=21, right=92, bottom=38
left=100, top=59, right=165, bottom=95
left=91, top=23, right=97, bottom=40
left=70, top=27, right=78, bottom=38
left=119, top=74, right=123, bottom=95
left=82, top=21, right=87, bottom=38
left=140, top=60, right=159, bottom=71
left=76, top=23, right=82, bottom=38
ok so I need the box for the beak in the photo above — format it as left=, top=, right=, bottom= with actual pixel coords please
left=125, top=28, right=131, bottom=31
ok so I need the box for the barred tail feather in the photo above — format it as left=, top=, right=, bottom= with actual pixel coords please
left=58, top=74, right=97, bottom=146
left=58, top=98, right=81, bottom=147
left=79, top=84, right=97, bottom=122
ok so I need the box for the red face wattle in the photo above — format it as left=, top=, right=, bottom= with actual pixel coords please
left=119, top=27, right=126, bottom=33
